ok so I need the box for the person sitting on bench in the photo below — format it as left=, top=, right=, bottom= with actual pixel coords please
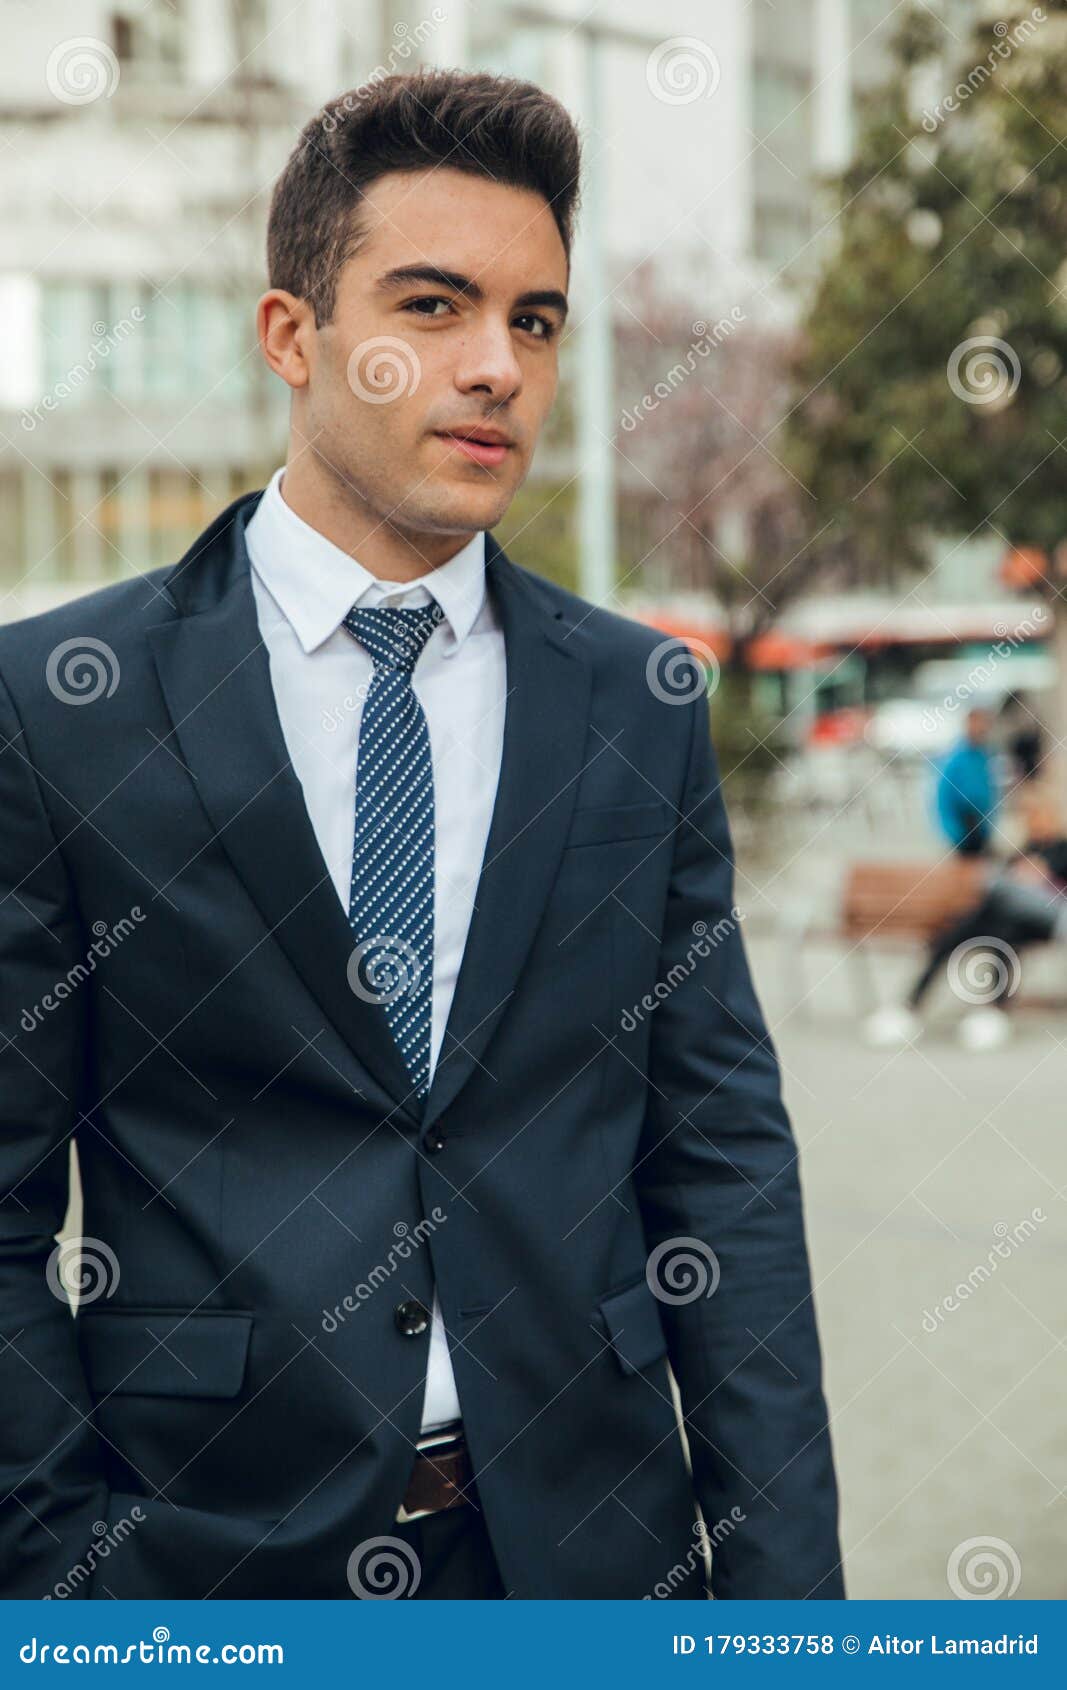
left=865, top=798, right=1067, bottom=1050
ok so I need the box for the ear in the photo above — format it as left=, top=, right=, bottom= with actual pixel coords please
left=257, top=289, right=313, bottom=391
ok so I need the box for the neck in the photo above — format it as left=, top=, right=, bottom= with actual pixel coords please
left=278, top=449, right=476, bottom=583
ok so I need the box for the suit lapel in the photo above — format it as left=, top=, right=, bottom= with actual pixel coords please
left=420, top=534, right=592, bottom=1133
left=148, top=500, right=593, bottom=1139
left=148, top=495, right=424, bottom=1130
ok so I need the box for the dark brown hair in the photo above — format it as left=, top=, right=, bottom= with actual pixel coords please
left=267, top=69, right=582, bottom=326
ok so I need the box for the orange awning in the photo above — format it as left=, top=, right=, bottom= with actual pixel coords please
left=634, top=612, right=731, bottom=661
left=747, top=632, right=831, bottom=670
left=999, top=546, right=1048, bottom=589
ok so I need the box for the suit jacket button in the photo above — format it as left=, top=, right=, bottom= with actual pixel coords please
left=394, top=1299, right=430, bottom=1336
left=424, top=1129, right=446, bottom=1153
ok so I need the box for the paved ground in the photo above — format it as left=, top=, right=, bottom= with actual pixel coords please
left=737, top=761, right=1067, bottom=1600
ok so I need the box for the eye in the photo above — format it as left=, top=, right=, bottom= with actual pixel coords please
left=515, top=313, right=557, bottom=340
left=402, top=296, right=455, bottom=319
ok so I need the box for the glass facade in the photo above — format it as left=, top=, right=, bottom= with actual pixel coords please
left=37, top=279, right=258, bottom=409
left=2, top=276, right=285, bottom=594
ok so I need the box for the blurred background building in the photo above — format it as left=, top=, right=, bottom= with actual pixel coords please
left=1, top=0, right=913, bottom=613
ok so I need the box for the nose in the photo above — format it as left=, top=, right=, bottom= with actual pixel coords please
left=453, top=315, right=523, bottom=405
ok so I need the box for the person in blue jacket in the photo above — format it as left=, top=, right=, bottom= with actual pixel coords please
left=935, top=705, right=998, bottom=854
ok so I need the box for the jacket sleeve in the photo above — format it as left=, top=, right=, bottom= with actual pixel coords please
left=633, top=691, right=844, bottom=1599
left=0, top=669, right=107, bottom=1597
left=936, top=754, right=968, bottom=845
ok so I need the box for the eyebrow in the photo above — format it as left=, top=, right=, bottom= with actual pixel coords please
left=374, top=264, right=569, bottom=322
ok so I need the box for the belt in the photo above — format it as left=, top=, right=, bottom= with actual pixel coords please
left=396, top=1425, right=475, bottom=1523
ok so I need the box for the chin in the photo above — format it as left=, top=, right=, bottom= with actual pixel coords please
left=406, top=488, right=513, bottom=537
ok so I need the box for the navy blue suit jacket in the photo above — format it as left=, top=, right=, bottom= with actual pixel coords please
left=0, top=492, right=843, bottom=1598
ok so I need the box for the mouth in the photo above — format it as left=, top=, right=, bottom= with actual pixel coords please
left=434, top=428, right=515, bottom=468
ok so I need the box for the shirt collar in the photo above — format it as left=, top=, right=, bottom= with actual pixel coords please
left=244, top=466, right=488, bottom=657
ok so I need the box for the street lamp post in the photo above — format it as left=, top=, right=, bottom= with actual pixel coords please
left=508, top=7, right=668, bottom=608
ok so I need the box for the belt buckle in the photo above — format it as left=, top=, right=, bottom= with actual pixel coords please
left=396, top=1499, right=436, bottom=1523
left=395, top=1499, right=436, bottom=1524
left=395, top=1424, right=465, bottom=1523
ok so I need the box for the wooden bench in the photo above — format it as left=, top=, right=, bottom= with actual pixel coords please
left=782, top=858, right=993, bottom=1016
left=840, top=860, right=989, bottom=947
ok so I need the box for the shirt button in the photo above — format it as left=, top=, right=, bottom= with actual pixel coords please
left=394, top=1299, right=430, bottom=1337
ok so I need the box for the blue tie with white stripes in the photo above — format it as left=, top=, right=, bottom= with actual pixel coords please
left=342, top=600, right=445, bottom=1101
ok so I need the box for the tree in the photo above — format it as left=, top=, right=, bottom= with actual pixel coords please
left=782, top=0, right=1067, bottom=803
left=613, top=262, right=856, bottom=664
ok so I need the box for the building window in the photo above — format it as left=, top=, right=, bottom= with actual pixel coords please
left=110, top=4, right=184, bottom=74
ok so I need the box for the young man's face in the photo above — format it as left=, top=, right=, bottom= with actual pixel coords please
left=299, top=165, right=569, bottom=540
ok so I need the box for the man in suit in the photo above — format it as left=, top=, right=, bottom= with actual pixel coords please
left=0, top=69, right=843, bottom=1600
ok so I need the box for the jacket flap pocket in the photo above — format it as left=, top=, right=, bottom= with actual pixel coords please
left=566, top=801, right=671, bottom=849
left=597, top=1275, right=669, bottom=1375
left=77, top=1308, right=253, bottom=1400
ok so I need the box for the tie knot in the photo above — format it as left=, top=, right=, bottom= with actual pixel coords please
left=342, top=601, right=445, bottom=676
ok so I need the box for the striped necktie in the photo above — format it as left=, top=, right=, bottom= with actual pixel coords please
left=342, top=600, right=445, bottom=1101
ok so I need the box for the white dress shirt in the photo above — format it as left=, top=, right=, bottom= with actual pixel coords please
left=245, top=466, right=506, bottom=1432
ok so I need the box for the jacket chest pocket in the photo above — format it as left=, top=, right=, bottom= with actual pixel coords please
left=547, top=798, right=672, bottom=949
left=563, top=800, right=671, bottom=850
